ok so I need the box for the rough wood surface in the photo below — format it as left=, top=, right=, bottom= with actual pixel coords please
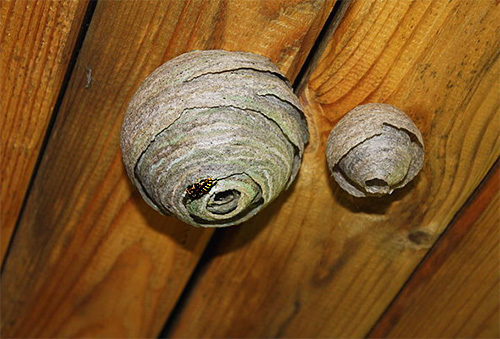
left=0, top=0, right=335, bottom=337
left=167, top=0, right=500, bottom=337
left=0, top=0, right=89, bottom=262
left=370, top=165, right=499, bottom=338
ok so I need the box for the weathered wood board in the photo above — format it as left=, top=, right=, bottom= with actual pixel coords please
left=167, top=0, right=500, bottom=337
left=370, top=165, right=499, bottom=338
left=0, top=0, right=335, bottom=337
left=0, top=0, right=89, bottom=262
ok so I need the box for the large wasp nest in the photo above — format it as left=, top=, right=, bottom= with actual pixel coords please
left=121, top=50, right=308, bottom=227
left=326, top=103, right=424, bottom=197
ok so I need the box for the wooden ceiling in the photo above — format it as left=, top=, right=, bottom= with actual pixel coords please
left=1, top=0, right=498, bottom=337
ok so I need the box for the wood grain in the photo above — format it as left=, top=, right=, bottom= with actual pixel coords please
left=167, top=0, right=500, bottom=337
left=0, top=0, right=335, bottom=337
left=0, top=0, right=89, bottom=262
left=370, top=165, right=499, bottom=338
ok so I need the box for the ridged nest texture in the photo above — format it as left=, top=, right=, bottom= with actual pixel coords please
left=326, top=103, right=424, bottom=197
left=121, top=50, right=308, bottom=227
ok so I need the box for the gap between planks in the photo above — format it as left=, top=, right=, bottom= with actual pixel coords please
left=368, top=158, right=499, bottom=337
left=1, top=0, right=99, bottom=273
left=157, top=1, right=353, bottom=337
left=0, top=1, right=340, bottom=335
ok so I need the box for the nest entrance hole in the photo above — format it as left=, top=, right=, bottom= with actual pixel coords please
left=364, top=178, right=391, bottom=195
left=207, top=190, right=241, bottom=214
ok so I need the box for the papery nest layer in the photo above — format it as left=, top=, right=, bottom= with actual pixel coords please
left=326, top=103, right=424, bottom=197
left=121, top=50, right=308, bottom=227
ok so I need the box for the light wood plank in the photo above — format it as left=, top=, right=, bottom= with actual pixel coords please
left=370, top=165, right=499, bottom=338
left=167, top=0, right=500, bottom=337
left=0, top=0, right=89, bottom=262
left=0, top=0, right=335, bottom=337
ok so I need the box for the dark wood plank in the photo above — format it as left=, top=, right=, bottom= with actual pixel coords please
left=167, top=0, right=500, bottom=337
left=0, top=0, right=335, bottom=337
left=370, top=164, right=499, bottom=338
left=0, top=0, right=89, bottom=261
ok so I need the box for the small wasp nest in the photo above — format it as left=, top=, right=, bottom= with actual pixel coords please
left=326, top=103, right=424, bottom=197
left=121, top=50, right=308, bottom=227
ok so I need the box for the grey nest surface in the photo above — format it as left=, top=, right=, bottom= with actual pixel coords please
left=121, top=50, right=308, bottom=227
left=326, top=103, right=424, bottom=197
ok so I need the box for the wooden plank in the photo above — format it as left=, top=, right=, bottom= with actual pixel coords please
left=0, top=0, right=336, bottom=337
left=167, top=0, right=500, bottom=337
left=0, top=0, right=89, bottom=262
left=370, top=164, right=499, bottom=338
